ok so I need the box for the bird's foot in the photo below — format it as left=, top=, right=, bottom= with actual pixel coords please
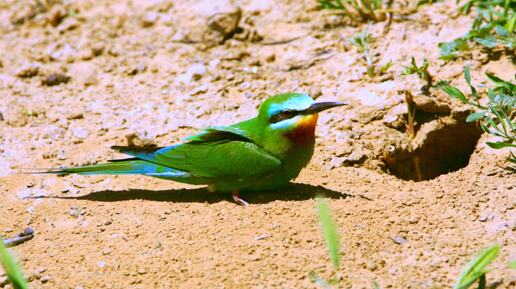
left=232, top=191, right=249, bottom=207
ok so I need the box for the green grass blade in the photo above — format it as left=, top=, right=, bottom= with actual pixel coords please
left=437, top=81, right=469, bottom=103
left=464, top=65, right=480, bottom=100
left=0, top=240, right=29, bottom=289
left=454, top=244, right=500, bottom=289
left=486, top=141, right=516, bottom=149
left=466, top=111, right=486, bottom=122
left=486, top=72, right=516, bottom=91
left=489, top=106, right=508, bottom=134
left=315, top=198, right=341, bottom=270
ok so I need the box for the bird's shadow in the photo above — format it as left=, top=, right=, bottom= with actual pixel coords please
left=40, top=183, right=368, bottom=204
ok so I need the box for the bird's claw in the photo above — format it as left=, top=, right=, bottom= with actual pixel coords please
left=232, top=191, right=249, bottom=207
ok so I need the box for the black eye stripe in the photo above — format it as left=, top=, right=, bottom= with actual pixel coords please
left=269, top=110, right=298, bottom=123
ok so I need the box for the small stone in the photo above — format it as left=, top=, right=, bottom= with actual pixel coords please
left=102, top=248, right=112, bottom=255
left=392, top=235, right=408, bottom=245
left=125, top=131, right=156, bottom=147
left=72, top=127, right=90, bottom=140
left=137, top=268, right=147, bottom=275
left=17, top=188, right=44, bottom=199
left=66, top=112, right=83, bottom=120
left=246, top=254, right=260, bottom=261
left=91, top=43, right=104, bottom=56
left=255, top=235, right=269, bottom=240
left=9, top=2, right=40, bottom=25
left=366, top=261, right=378, bottom=271
left=70, top=63, right=98, bottom=86
left=190, top=84, right=208, bottom=96
left=47, top=5, right=66, bottom=27
left=68, top=206, right=83, bottom=218
left=342, top=150, right=366, bottom=164
left=203, top=7, right=242, bottom=45
left=27, top=206, right=36, bottom=214
left=128, top=63, right=147, bottom=75
left=57, top=149, right=67, bottom=160
left=40, top=275, right=51, bottom=283
left=15, top=62, right=39, bottom=78
left=42, top=125, right=64, bottom=140
left=0, top=111, right=4, bottom=121
left=185, top=63, right=206, bottom=82
left=141, top=12, right=158, bottom=27
left=97, top=261, right=106, bottom=268
left=49, top=43, right=76, bottom=62
left=42, top=73, right=70, bottom=86
left=22, top=227, right=34, bottom=236
left=56, top=17, right=79, bottom=33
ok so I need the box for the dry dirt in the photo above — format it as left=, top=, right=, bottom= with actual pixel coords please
left=0, top=0, right=515, bottom=288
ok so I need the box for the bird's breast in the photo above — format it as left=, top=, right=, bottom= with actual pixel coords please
left=285, top=114, right=318, bottom=144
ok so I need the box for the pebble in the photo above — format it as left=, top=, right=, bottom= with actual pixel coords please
left=190, top=84, right=208, bottom=96
left=177, top=63, right=206, bottom=84
left=72, top=127, right=90, bottom=140
left=246, top=254, right=261, bottom=261
left=41, top=275, right=51, bottom=283
left=392, top=235, right=408, bottom=245
left=137, top=268, right=147, bottom=275
left=70, top=63, right=98, bottom=86
left=16, top=188, right=48, bottom=199
left=47, top=5, right=66, bottom=27
left=15, top=62, right=39, bottom=78
left=49, top=43, right=76, bottom=62
left=23, top=227, right=35, bottom=236
left=9, top=2, right=39, bottom=25
left=203, top=7, right=242, bottom=45
left=57, top=149, right=67, bottom=160
left=128, top=62, right=147, bottom=75
left=91, top=43, right=104, bottom=56
left=125, top=130, right=156, bottom=147
left=68, top=206, right=83, bottom=218
left=42, top=125, right=64, bottom=140
left=141, top=12, right=158, bottom=27
left=97, top=261, right=106, bottom=268
left=42, top=73, right=71, bottom=86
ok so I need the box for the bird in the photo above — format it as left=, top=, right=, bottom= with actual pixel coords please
left=36, top=93, right=346, bottom=206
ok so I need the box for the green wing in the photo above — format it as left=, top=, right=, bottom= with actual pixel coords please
left=113, top=127, right=281, bottom=181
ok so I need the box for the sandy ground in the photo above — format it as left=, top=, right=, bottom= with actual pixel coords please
left=0, top=0, right=515, bottom=288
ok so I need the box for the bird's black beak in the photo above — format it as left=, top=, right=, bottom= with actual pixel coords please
left=303, top=101, right=347, bottom=114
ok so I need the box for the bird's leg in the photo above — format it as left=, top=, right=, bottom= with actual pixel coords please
left=232, top=190, right=249, bottom=207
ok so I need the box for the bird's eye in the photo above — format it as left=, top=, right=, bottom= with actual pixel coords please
left=270, top=110, right=296, bottom=123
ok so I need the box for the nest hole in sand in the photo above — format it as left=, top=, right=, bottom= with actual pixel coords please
left=382, top=109, right=483, bottom=181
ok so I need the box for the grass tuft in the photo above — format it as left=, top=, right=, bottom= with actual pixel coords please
left=319, top=0, right=388, bottom=22
left=402, top=57, right=433, bottom=87
left=349, top=28, right=391, bottom=79
left=437, top=66, right=515, bottom=167
left=439, top=0, right=515, bottom=60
